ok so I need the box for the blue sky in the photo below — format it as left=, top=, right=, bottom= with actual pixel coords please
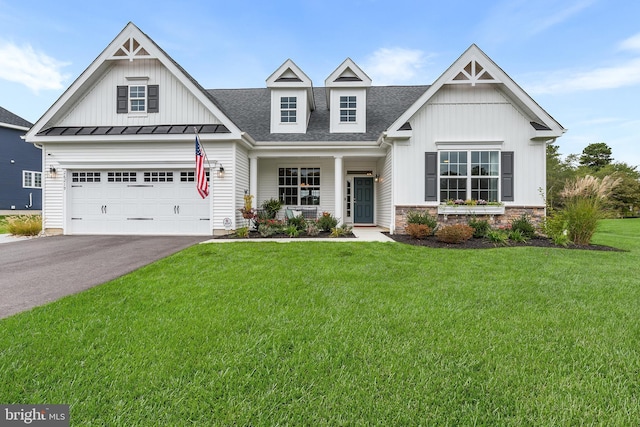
left=1, top=0, right=639, bottom=167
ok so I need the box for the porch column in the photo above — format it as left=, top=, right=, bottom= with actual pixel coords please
left=249, top=156, right=258, bottom=202
left=334, top=156, right=343, bottom=221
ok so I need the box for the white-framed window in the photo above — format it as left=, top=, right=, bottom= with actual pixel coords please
left=22, top=171, right=42, bottom=188
left=339, top=96, right=357, bottom=122
left=144, top=171, right=173, bottom=182
left=129, top=85, right=146, bottom=112
left=440, top=150, right=499, bottom=202
left=107, top=172, right=137, bottom=182
left=278, top=167, right=320, bottom=205
left=280, top=96, right=297, bottom=123
left=72, top=172, right=101, bottom=183
left=180, top=171, right=210, bottom=182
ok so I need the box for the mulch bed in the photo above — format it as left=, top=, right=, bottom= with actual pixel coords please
left=215, top=231, right=356, bottom=239
left=385, top=233, right=623, bottom=251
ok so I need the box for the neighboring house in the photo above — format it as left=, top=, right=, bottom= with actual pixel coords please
left=0, top=107, right=39, bottom=214
left=25, top=22, right=565, bottom=236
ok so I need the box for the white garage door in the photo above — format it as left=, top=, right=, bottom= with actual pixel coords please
left=68, top=170, right=211, bottom=235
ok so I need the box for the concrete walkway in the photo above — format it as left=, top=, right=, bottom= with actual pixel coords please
left=0, top=233, right=34, bottom=244
left=201, top=226, right=395, bottom=244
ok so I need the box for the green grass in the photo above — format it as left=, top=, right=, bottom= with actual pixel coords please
left=1, top=219, right=639, bottom=425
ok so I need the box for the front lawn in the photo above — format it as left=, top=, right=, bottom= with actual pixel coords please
left=1, top=219, right=639, bottom=425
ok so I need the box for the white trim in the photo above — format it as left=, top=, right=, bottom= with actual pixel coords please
left=436, top=140, right=504, bottom=150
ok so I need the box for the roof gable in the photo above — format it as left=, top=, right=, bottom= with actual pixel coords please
left=387, top=44, right=565, bottom=139
left=266, top=59, right=313, bottom=87
left=26, top=22, right=242, bottom=142
left=325, top=58, right=372, bottom=88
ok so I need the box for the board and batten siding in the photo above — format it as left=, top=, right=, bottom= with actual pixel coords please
left=394, top=85, right=546, bottom=206
left=55, top=59, right=222, bottom=127
left=41, top=140, right=236, bottom=233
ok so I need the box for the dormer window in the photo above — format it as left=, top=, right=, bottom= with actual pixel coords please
left=280, top=97, right=297, bottom=123
left=130, top=85, right=146, bottom=112
left=339, top=96, right=357, bottom=122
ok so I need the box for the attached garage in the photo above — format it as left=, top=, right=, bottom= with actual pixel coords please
left=67, top=170, right=211, bottom=235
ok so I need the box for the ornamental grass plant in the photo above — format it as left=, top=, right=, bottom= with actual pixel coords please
left=6, top=215, right=42, bottom=236
left=558, top=175, right=621, bottom=245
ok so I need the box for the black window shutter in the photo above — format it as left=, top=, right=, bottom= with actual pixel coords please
left=148, top=85, right=159, bottom=113
left=116, top=86, right=128, bottom=114
left=425, top=152, right=438, bottom=201
left=501, top=151, right=514, bottom=202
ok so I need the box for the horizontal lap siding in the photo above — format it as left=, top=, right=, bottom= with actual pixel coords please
left=376, top=150, right=393, bottom=230
left=394, top=85, right=545, bottom=206
left=43, top=140, right=236, bottom=233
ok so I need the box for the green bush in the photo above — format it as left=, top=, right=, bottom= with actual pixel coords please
left=467, top=217, right=490, bottom=238
left=286, top=214, right=307, bottom=231
left=7, top=215, right=42, bottom=236
left=258, top=223, right=277, bottom=237
left=543, top=213, right=572, bottom=247
left=508, top=229, right=529, bottom=243
left=260, top=198, right=283, bottom=219
left=435, top=224, right=474, bottom=244
left=285, top=225, right=300, bottom=237
left=317, top=212, right=339, bottom=231
left=235, top=226, right=250, bottom=238
left=486, top=229, right=510, bottom=246
left=330, top=224, right=353, bottom=238
left=510, top=214, right=536, bottom=238
left=405, top=223, right=432, bottom=239
left=406, top=211, right=437, bottom=229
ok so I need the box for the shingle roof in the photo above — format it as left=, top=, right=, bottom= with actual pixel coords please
left=0, top=106, right=32, bottom=129
left=208, top=85, right=428, bottom=142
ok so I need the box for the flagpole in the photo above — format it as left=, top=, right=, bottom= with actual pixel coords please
left=193, top=126, right=213, bottom=169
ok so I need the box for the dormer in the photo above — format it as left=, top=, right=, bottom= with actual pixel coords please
left=266, top=59, right=315, bottom=134
left=325, top=58, right=372, bottom=134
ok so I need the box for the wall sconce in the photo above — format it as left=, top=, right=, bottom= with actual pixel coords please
left=374, top=174, right=380, bottom=182
left=217, top=165, right=225, bottom=178
left=49, top=166, right=57, bottom=178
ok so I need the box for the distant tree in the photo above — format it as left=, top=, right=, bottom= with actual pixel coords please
left=579, top=142, right=613, bottom=170
left=589, top=163, right=640, bottom=217
left=546, top=143, right=576, bottom=209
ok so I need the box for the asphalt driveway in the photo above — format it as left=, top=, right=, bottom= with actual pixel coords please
left=0, top=235, right=207, bottom=319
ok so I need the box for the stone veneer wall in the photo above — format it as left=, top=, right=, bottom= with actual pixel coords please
left=394, top=206, right=546, bottom=234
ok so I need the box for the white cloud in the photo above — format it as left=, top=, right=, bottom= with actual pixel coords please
left=619, top=33, right=640, bottom=52
left=527, top=58, right=640, bottom=94
left=0, top=40, right=69, bottom=92
left=362, top=47, right=430, bottom=85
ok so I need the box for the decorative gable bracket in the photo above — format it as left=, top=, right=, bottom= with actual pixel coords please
left=447, top=59, right=500, bottom=86
left=109, top=37, right=153, bottom=61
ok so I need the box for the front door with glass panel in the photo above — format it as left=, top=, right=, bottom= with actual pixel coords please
left=353, top=177, right=374, bottom=224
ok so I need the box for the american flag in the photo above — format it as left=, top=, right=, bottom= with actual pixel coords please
left=195, top=135, right=209, bottom=198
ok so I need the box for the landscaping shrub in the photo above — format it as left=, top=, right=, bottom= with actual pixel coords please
left=317, top=212, right=338, bottom=231
left=435, top=224, right=473, bottom=244
left=467, top=217, right=490, bottom=238
left=330, top=224, right=353, bottom=237
left=286, top=214, right=307, bottom=231
left=235, top=226, right=250, bottom=238
left=260, top=198, right=282, bottom=219
left=285, top=225, right=300, bottom=237
left=405, top=223, right=432, bottom=239
left=542, top=213, right=571, bottom=247
left=406, top=210, right=438, bottom=229
left=510, top=214, right=536, bottom=238
left=305, top=222, right=320, bottom=236
left=559, top=175, right=621, bottom=245
left=7, top=215, right=42, bottom=236
left=508, top=229, right=529, bottom=243
left=486, top=229, right=510, bottom=246
left=258, top=222, right=278, bottom=237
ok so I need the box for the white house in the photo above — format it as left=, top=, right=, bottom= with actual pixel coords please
left=25, top=22, right=565, bottom=236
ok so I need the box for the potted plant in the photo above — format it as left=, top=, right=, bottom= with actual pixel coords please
left=240, top=193, right=255, bottom=219
left=261, top=198, right=283, bottom=219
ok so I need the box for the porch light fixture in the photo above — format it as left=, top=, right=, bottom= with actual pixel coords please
left=49, top=166, right=57, bottom=177
left=374, top=174, right=380, bottom=182
left=217, top=165, right=225, bottom=178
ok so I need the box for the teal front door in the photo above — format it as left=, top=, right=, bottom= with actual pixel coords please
left=354, top=177, right=374, bottom=224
